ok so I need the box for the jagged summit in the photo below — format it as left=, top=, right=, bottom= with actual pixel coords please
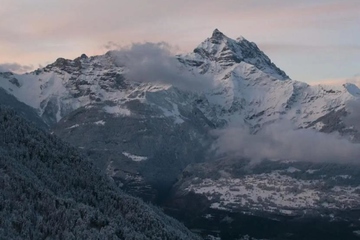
left=1, top=29, right=357, bottom=130
left=1, top=30, right=360, bottom=237
left=210, top=28, right=226, bottom=42
left=80, top=53, right=88, bottom=59
left=211, top=28, right=245, bottom=41
left=212, top=28, right=222, bottom=36
left=186, top=29, right=290, bottom=80
left=211, top=28, right=245, bottom=44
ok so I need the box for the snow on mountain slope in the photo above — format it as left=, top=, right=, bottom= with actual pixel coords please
left=0, top=54, right=176, bottom=125
left=0, top=29, right=358, bottom=132
left=0, top=86, right=47, bottom=129
left=180, top=29, right=289, bottom=80
left=1, top=29, right=360, bottom=207
left=178, top=29, right=360, bottom=131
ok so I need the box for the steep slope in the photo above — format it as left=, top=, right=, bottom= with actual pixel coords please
left=179, top=29, right=359, bottom=131
left=0, top=28, right=359, bottom=204
left=0, top=29, right=357, bottom=133
left=1, top=28, right=360, bottom=239
left=179, top=28, right=289, bottom=80
left=0, top=107, right=200, bottom=239
left=0, top=54, right=126, bottom=125
left=0, top=53, right=215, bottom=199
left=0, top=73, right=47, bottom=129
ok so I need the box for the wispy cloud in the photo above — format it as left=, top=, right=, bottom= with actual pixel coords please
left=212, top=120, right=360, bottom=164
left=344, top=100, right=360, bottom=131
left=0, top=0, right=359, bottom=83
left=110, top=42, right=214, bottom=91
left=103, top=41, right=122, bottom=50
left=309, top=75, right=360, bottom=86
left=0, top=63, right=33, bottom=73
left=259, top=44, right=360, bottom=53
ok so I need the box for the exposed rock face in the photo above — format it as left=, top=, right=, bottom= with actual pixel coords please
left=190, top=28, right=289, bottom=79
left=0, top=28, right=359, bottom=210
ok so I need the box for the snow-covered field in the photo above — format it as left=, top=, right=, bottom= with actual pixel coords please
left=185, top=171, right=360, bottom=215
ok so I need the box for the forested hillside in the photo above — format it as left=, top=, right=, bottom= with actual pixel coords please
left=0, top=107, right=199, bottom=239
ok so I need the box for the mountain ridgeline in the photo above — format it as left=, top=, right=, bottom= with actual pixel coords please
left=1, top=29, right=360, bottom=239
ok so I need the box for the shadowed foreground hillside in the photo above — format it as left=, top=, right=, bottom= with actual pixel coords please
left=0, top=107, right=199, bottom=240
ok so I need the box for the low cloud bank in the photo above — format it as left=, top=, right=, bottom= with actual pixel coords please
left=213, top=120, right=360, bottom=164
left=0, top=63, right=33, bottom=73
left=109, top=42, right=214, bottom=91
left=344, top=100, right=360, bottom=131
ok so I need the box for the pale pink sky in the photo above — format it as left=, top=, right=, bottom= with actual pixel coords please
left=0, top=0, right=359, bottom=83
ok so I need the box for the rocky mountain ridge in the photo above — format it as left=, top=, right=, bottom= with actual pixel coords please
left=1, top=29, right=358, bottom=131
left=1, top=29, right=360, bottom=224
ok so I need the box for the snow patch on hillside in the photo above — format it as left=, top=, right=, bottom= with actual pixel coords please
left=94, top=120, right=106, bottom=125
left=122, top=152, right=148, bottom=162
left=66, top=124, right=80, bottom=129
left=103, top=105, right=131, bottom=116
left=159, top=103, right=185, bottom=124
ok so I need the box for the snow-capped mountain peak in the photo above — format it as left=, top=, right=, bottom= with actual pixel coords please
left=1, top=28, right=358, bottom=132
left=2, top=30, right=360, bottom=232
left=210, top=28, right=227, bottom=42
left=183, top=29, right=289, bottom=81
